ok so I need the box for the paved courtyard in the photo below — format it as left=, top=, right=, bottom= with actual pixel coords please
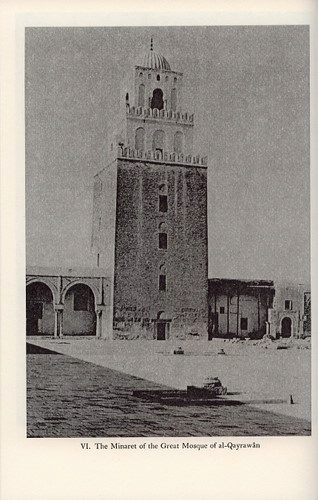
left=27, top=343, right=311, bottom=437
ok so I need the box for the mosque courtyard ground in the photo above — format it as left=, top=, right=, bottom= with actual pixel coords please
left=26, top=337, right=311, bottom=437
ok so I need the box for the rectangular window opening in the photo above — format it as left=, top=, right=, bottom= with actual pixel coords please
left=240, top=318, right=248, bottom=330
left=159, top=275, right=166, bottom=291
left=159, top=233, right=167, bottom=249
left=220, top=306, right=225, bottom=314
left=285, top=300, right=292, bottom=310
left=159, top=195, right=168, bottom=212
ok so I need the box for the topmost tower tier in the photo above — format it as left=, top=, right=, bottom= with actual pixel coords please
left=130, top=39, right=184, bottom=114
left=110, top=40, right=202, bottom=161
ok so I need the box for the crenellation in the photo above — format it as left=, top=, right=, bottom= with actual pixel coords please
left=116, top=146, right=207, bottom=166
left=126, top=105, right=194, bottom=124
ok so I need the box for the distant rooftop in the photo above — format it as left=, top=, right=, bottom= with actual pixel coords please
left=208, top=278, right=274, bottom=288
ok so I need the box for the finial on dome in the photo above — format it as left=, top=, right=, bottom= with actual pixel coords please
left=140, top=40, right=171, bottom=70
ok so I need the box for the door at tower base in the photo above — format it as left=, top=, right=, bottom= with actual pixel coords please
left=113, top=309, right=208, bottom=340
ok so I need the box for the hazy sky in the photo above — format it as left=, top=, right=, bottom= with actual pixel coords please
left=25, top=26, right=310, bottom=283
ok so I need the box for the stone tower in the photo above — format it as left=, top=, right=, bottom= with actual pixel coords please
left=92, top=41, right=208, bottom=340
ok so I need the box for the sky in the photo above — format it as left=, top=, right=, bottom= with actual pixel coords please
left=25, top=26, right=310, bottom=284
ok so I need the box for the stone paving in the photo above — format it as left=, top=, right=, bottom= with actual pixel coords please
left=27, top=336, right=311, bottom=421
left=27, top=343, right=311, bottom=437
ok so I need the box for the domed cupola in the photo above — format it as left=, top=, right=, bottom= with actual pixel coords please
left=140, top=38, right=171, bottom=71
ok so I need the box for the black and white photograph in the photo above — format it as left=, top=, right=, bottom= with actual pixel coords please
left=25, top=25, right=312, bottom=439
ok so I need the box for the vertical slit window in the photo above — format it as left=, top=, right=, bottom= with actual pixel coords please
left=159, top=195, right=168, bottom=212
left=159, top=233, right=167, bottom=249
left=159, top=275, right=166, bottom=291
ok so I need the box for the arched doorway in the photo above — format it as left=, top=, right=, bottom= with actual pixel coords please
left=63, top=284, right=96, bottom=335
left=281, top=317, right=292, bottom=338
left=26, top=282, right=54, bottom=336
left=151, top=88, right=164, bottom=110
left=155, top=311, right=170, bottom=340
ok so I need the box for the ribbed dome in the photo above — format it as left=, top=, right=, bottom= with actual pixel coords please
left=140, top=50, right=171, bottom=71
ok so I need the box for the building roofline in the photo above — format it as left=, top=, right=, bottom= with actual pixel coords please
left=26, top=266, right=110, bottom=279
left=208, top=278, right=275, bottom=287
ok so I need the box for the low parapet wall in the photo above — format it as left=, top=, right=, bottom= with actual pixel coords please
left=126, top=104, right=194, bottom=124
left=117, top=146, right=208, bottom=167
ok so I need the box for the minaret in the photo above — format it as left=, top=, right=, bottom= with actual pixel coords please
left=93, top=41, right=208, bottom=340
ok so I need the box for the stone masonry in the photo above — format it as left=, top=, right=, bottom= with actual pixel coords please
left=92, top=42, right=209, bottom=340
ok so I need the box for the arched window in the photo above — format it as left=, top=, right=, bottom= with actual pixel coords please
left=157, top=74, right=160, bottom=81
left=174, top=131, right=183, bottom=154
left=171, top=88, right=177, bottom=111
left=151, top=88, right=164, bottom=110
left=152, top=130, right=165, bottom=153
left=135, top=127, right=145, bottom=150
left=138, top=84, right=145, bottom=107
left=158, top=221, right=167, bottom=231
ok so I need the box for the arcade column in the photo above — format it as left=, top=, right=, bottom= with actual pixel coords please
left=54, top=304, right=64, bottom=338
left=95, top=305, right=107, bottom=339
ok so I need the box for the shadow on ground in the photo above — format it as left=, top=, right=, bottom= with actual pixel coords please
left=26, top=342, right=311, bottom=438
